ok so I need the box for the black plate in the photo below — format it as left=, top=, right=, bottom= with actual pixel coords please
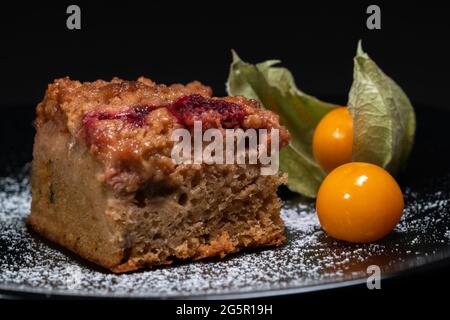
left=1, top=103, right=450, bottom=299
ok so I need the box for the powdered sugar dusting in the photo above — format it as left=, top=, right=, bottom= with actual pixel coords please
left=1, top=165, right=450, bottom=298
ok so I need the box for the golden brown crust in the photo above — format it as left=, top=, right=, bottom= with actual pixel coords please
left=35, top=77, right=212, bottom=132
left=35, top=77, right=290, bottom=195
left=113, top=230, right=286, bottom=273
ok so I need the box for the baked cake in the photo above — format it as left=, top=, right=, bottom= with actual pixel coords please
left=28, top=77, right=290, bottom=273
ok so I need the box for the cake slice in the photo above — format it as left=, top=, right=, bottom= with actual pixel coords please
left=28, top=77, right=290, bottom=273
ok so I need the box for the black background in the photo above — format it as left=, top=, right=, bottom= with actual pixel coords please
left=1, top=0, right=450, bottom=303
left=0, top=1, right=449, bottom=108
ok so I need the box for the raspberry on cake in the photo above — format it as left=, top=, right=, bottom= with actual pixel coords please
left=28, top=76, right=291, bottom=273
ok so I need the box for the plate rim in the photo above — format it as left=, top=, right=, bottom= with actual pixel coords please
left=2, top=102, right=450, bottom=299
left=1, top=255, right=450, bottom=300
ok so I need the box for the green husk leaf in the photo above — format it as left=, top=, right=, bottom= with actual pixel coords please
left=227, top=51, right=338, bottom=197
left=348, top=41, right=416, bottom=174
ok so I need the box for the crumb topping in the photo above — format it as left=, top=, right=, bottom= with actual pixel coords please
left=36, top=77, right=291, bottom=194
